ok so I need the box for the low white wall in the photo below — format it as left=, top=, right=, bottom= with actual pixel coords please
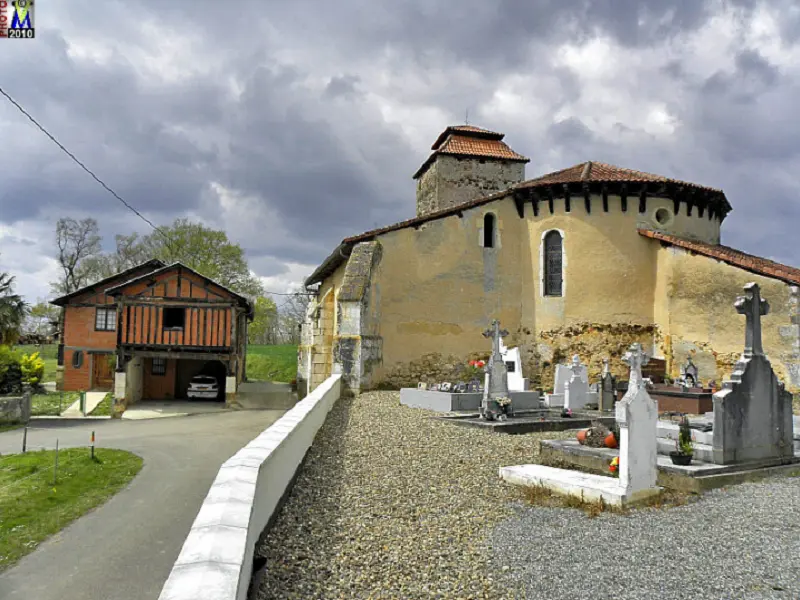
left=158, top=374, right=342, bottom=600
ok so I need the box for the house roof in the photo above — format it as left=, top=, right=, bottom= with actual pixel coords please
left=639, top=229, right=800, bottom=286
left=413, top=126, right=530, bottom=179
left=306, top=161, right=734, bottom=286
left=50, top=259, right=166, bottom=306
left=105, top=262, right=254, bottom=314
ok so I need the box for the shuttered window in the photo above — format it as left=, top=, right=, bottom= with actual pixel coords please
left=152, top=358, right=166, bottom=376
left=543, top=231, right=563, bottom=297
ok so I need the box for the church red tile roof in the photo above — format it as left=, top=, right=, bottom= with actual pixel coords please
left=414, top=126, right=529, bottom=179
left=518, top=161, right=723, bottom=194
left=639, top=229, right=800, bottom=286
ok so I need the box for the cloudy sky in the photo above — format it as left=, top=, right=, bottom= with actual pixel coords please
left=1, top=0, right=798, bottom=304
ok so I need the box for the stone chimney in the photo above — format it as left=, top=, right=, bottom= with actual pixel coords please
left=413, top=125, right=529, bottom=218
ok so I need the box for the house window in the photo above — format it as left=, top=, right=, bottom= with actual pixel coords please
left=152, top=357, right=166, bottom=376
left=72, top=350, right=83, bottom=369
left=163, top=307, right=186, bottom=330
left=543, top=230, right=563, bottom=297
left=95, top=308, right=117, bottom=331
left=483, top=213, right=496, bottom=248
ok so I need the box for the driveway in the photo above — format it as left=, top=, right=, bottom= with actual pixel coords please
left=0, top=409, right=286, bottom=600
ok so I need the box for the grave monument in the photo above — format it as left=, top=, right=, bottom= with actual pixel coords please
left=712, top=282, right=794, bottom=464
left=480, top=320, right=513, bottom=421
left=500, top=342, right=662, bottom=506
left=564, top=355, right=599, bottom=411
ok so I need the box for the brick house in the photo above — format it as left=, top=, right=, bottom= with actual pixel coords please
left=51, top=260, right=253, bottom=405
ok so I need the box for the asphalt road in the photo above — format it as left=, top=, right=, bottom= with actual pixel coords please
left=0, top=410, right=286, bottom=600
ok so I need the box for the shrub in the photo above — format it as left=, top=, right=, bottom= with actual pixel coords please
left=677, top=416, right=694, bottom=456
left=20, top=352, right=45, bottom=387
left=0, top=345, right=22, bottom=394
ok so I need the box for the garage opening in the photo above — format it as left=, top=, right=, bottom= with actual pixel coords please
left=175, top=359, right=227, bottom=402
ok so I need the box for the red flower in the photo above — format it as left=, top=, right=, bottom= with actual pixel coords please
left=477, top=360, right=486, bottom=368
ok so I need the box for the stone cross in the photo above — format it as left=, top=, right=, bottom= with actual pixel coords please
left=622, top=343, right=649, bottom=389
left=735, top=282, right=770, bottom=359
left=483, top=319, right=509, bottom=357
left=602, top=358, right=610, bottom=378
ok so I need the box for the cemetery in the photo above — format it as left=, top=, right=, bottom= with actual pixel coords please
left=243, top=282, right=800, bottom=599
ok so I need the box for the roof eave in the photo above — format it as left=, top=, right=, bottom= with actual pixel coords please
left=49, top=259, right=166, bottom=306
left=305, top=243, right=352, bottom=287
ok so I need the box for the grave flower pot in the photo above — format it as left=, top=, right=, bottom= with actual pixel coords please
left=576, top=429, right=588, bottom=445
left=669, top=451, right=692, bottom=466
left=604, top=433, right=618, bottom=449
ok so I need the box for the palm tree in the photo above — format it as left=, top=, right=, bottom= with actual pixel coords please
left=0, top=271, right=27, bottom=345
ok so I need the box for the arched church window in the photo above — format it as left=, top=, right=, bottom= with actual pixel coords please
left=543, top=231, right=563, bottom=297
left=483, top=214, right=496, bottom=248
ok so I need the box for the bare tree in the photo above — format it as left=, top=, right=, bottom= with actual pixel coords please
left=52, top=217, right=103, bottom=295
left=277, top=289, right=312, bottom=345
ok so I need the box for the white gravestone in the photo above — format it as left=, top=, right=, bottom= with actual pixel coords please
left=499, top=342, right=662, bottom=507
left=564, top=355, right=599, bottom=410
left=499, top=337, right=529, bottom=392
left=616, top=343, right=660, bottom=499
left=544, top=360, right=579, bottom=407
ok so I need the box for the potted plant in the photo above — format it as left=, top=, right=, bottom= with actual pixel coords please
left=670, top=416, right=694, bottom=465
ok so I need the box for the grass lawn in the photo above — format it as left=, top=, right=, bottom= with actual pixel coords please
left=89, top=393, right=114, bottom=417
left=0, top=448, right=143, bottom=572
left=0, top=424, right=22, bottom=434
left=15, top=344, right=58, bottom=383
left=246, top=344, right=297, bottom=383
left=31, top=391, right=80, bottom=417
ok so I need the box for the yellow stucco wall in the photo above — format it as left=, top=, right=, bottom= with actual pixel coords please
left=654, top=244, right=796, bottom=388
left=308, top=190, right=796, bottom=394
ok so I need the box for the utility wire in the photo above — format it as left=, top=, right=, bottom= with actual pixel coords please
left=0, top=85, right=318, bottom=297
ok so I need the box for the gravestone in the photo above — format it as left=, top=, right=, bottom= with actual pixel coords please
left=712, top=283, right=794, bottom=464
left=480, top=320, right=513, bottom=421
left=499, top=337, right=530, bottom=391
left=564, top=355, right=598, bottom=410
left=599, top=358, right=616, bottom=411
left=616, top=343, right=660, bottom=498
left=545, top=356, right=588, bottom=407
left=499, top=341, right=661, bottom=506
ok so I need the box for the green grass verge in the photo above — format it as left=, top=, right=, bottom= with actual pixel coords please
left=31, top=392, right=80, bottom=417
left=89, top=393, right=114, bottom=417
left=15, top=344, right=58, bottom=383
left=0, top=424, right=22, bottom=434
left=0, top=448, right=143, bottom=571
left=246, top=344, right=297, bottom=383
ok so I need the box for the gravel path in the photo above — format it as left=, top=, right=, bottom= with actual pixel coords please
left=490, top=478, right=800, bottom=600
left=255, top=391, right=574, bottom=599
left=255, top=391, right=800, bottom=599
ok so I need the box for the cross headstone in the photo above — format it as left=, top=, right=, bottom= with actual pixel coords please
left=616, top=342, right=659, bottom=496
left=602, top=358, right=610, bottom=378
left=735, top=282, right=770, bottom=359
left=599, top=357, right=616, bottom=411
left=480, top=319, right=511, bottom=420
left=622, top=343, right=649, bottom=390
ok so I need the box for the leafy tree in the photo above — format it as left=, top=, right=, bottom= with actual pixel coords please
left=52, top=217, right=103, bottom=295
left=0, top=269, right=27, bottom=345
left=51, top=217, right=264, bottom=298
left=248, top=296, right=279, bottom=344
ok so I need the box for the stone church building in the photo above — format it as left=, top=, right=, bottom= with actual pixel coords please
left=298, top=125, right=800, bottom=397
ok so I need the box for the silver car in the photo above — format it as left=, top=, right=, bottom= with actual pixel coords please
left=187, top=375, right=219, bottom=400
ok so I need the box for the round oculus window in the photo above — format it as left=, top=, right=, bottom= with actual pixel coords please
left=654, top=208, right=672, bottom=226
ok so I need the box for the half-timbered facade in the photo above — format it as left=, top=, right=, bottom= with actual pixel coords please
left=52, top=261, right=253, bottom=405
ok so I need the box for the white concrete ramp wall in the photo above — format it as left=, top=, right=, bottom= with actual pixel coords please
left=158, top=374, right=342, bottom=600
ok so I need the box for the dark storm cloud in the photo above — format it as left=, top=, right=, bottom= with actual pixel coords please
left=0, top=0, right=798, bottom=303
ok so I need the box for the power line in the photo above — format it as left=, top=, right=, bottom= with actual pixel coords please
left=0, top=86, right=319, bottom=298
left=0, top=86, right=174, bottom=252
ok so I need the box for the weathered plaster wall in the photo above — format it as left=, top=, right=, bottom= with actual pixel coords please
left=654, top=245, right=797, bottom=392
left=416, top=155, right=525, bottom=217
left=368, top=196, right=525, bottom=385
